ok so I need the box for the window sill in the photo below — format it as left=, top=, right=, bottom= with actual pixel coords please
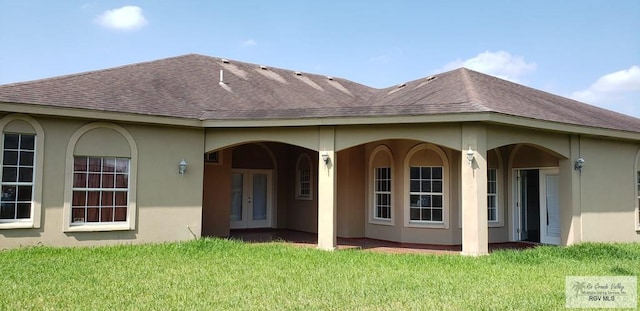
left=369, top=219, right=394, bottom=226
left=295, top=196, right=313, bottom=201
left=488, top=221, right=504, bottom=228
left=65, top=223, right=132, bottom=232
left=405, top=221, right=448, bottom=229
left=0, top=222, right=35, bottom=229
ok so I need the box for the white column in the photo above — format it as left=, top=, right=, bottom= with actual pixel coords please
left=317, top=127, right=337, bottom=250
left=461, top=124, right=489, bottom=256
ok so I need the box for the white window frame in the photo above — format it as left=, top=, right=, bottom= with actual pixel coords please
left=373, top=167, right=392, bottom=221
left=71, top=156, right=130, bottom=225
left=408, top=166, right=444, bottom=223
left=635, top=149, right=640, bottom=231
left=295, top=153, right=312, bottom=200
left=0, top=114, right=44, bottom=230
left=63, top=122, right=138, bottom=232
left=488, top=168, right=498, bottom=223
left=0, top=133, right=35, bottom=223
left=369, top=145, right=394, bottom=225
left=404, top=144, right=449, bottom=229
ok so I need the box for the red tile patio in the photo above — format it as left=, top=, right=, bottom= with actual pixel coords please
left=229, top=229, right=537, bottom=255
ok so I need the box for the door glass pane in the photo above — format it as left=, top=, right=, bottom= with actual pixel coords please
left=252, top=174, right=267, bottom=221
left=230, top=173, right=243, bottom=221
left=545, top=175, right=560, bottom=237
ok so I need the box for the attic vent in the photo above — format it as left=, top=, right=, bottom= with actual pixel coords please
left=426, top=75, right=436, bottom=81
left=326, top=76, right=334, bottom=81
left=294, top=71, right=302, bottom=76
left=259, top=65, right=268, bottom=70
left=397, top=83, right=407, bottom=88
left=221, top=58, right=230, bottom=64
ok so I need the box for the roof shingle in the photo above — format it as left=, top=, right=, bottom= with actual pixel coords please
left=0, top=54, right=638, bottom=133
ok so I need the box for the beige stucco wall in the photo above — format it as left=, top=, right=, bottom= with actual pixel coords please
left=336, top=145, right=365, bottom=238
left=285, top=148, right=318, bottom=233
left=579, top=137, right=640, bottom=242
left=1, top=116, right=204, bottom=248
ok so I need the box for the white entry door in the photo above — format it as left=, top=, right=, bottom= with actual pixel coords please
left=230, top=169, right=273, bottom=229
left=540, top=169, right=561, bottom=245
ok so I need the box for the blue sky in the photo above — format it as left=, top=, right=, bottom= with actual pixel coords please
left=1, top=1, right=639, bottom=117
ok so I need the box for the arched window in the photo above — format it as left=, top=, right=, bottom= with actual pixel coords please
left=369, top=145, right=393, bottom=224
left=0, top=114, right=44, bottom=229
left=296, top=153, right=312, bottom=200
left=63, top=122, right=138, bottom=232
left=404, top=144, right=450, bottom=228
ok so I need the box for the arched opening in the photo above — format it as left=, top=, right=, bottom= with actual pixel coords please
left=504, top=143, right=564, bottom=244
left=201, top=141, right=319, bottom=237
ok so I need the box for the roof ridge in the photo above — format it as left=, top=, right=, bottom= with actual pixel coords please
left=0, top=54, right=204, bottom=87
left=459, top=68, right=491, bottom=111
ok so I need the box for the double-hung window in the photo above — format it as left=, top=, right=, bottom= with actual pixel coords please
left=487, top=169, right=498, bottom=222
left=1, top=134, right=35, bottom=222
left=409, top=166, right=443, bottom=222
left=374, top=167, right=391, bottom=220
left=296, top=154, right=312, bottom=200
left=71, top=157, right=129, bottom=224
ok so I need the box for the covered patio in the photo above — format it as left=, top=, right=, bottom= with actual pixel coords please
left=229, top=229, right=538, bottom=255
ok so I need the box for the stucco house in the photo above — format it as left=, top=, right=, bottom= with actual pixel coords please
left=0, top=54, right=639, bottom=255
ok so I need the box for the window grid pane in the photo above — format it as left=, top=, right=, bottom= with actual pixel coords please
left=488, top=169, right=498, bottom=222
left=298, top=168, right=311, bottom=197
left=1, top=134, right=35, bottom=221
left=409, top=166, right=443, bottom=222
left=374, top=167, right=391, bottom=220
left=71, top=156, right=129, bottom=224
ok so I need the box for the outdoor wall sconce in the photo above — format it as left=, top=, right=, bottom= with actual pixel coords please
left=466, top=147, right=474, bottom=166
left=574, top=157, right=585, bottom=172
left=321, top=152, right=330, bottom=166
left=178, top=159, right=188, bottom=175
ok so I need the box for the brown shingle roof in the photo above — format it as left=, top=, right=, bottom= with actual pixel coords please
left=0, top=54, right=638, bottom=133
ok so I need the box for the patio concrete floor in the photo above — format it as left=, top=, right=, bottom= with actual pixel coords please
left=229, top=229, right=537, bottom=255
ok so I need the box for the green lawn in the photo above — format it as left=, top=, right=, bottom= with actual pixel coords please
left=1, top=239, right=638, bottom=310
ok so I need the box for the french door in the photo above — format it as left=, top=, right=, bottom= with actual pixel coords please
left=539, top=169, right=560, bottom=245
left=230, top=169, right=273, bottom=229
left=513, top=168, right=560, bottom=245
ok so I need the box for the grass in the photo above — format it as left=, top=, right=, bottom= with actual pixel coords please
left=0, top=239, right=638, bottom=310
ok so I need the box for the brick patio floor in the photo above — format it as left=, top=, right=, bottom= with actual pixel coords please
left=229, top=229, right=537, bottom=255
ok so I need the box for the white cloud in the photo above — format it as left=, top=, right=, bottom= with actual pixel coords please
left=241, top=39, right=256, bottom=47
left=441, top=51, right=536, bottom=82
left=570, top=66, right=640, bottom=117
left=369, top=54, right=390, bottom=64
left=95, top=6, right=148, bottom=31
left=570, top=66, right=640, bottom=103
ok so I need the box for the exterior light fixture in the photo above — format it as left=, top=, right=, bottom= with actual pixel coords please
left=321, top=152, right=330, bottom=166
left=574, top=157, right=585, bottom=172
left=178, top=159, right=188, bottom=175
left=466, top=147, right=474, bottom=166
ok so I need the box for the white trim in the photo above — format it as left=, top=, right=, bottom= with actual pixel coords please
left=230, top=169, right=274, bottom=229
left=295, top=153, right=313, bottom=200
left=510, top=166, right=561, bottom=243
left=487, top=168, right=498, bottom=223
left=403, top=143, right=450, bottom=229
left=634, top=147, right=640, bottom=231
left=0, top=114, right=44, bottom=230
left=368, top=145, right=394, bottom=226
left=540, top=168, right=561, bottom=245
left=63, top=122, right=138, bottom=232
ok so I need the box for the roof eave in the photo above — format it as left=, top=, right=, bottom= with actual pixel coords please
left=0, top=102, right=203, bottom=128
left=202, top=112, right=640, bottom=141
